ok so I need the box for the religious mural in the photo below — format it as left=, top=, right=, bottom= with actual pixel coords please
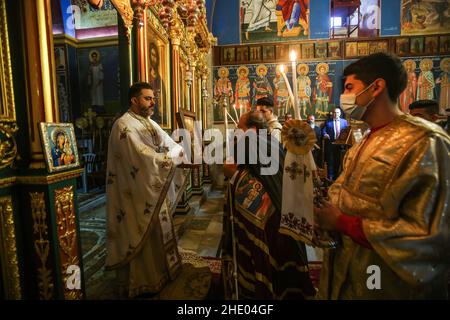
left=401, top=0, right=450, bottom=35
left=214, top=55, right=450, bottom=123
left=77, top=46, right=120, bottom=115
left=55, top=46, right=72, bottom=122
left=240, top=0, right=310, bottom=43
left=147, top=14, right=171, bottom=129
left=213, top=61, right=339, bottom=123
left=399, top=56, right=450, bottom=115
left=72, top=0, right=117, bottom=29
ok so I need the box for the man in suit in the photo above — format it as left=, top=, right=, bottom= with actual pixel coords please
left=322, top=107, right=348, bottom=180
left=306, top=114, right=322, bottom=166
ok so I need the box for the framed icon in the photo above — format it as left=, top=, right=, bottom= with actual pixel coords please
left=424, top=36, right=439, bottom=54
left=262, top=45, right=275, bottom=61
left=410, top=37, right=424, bottom=54
left=396, top=38, right=410, bottom=56
left=301, top=43, right=314, bottom=59
left=222, top=47, right=235, bottom=64
left=314, top=42, right=327, bottom=59
left=327, top=41, right=341, bottom=58
left=345, top=42, right=358, bottom=58
left=249, top=46, right=262, bottom=62
left=357, top=42, right=369, bottom=56
left=236, top=46, right=249, bottom=63
left=276, top=44, right=289, bottom=61
left=39, top=122, right=80, bottom=173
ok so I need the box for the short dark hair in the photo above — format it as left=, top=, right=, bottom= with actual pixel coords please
left=409, top=100, right=439, bottom=115
left=128, top=82, right=153, bottom=103
left=343, top=53, right=407, bottom=102
left=245, top=110, right=268, bottom=130
left=256, top=97, right=274, bottom=110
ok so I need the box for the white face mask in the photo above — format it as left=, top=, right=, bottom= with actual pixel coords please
left=340, top=82, right=375, bottom=120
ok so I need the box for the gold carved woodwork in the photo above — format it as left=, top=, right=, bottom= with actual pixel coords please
left=0, top=0, right=16, bottom=122
left=0, top=0, right=18, bottom=171
left=30, top=192, right=54, bottom=300
left=0, top=122, right=18, bottom=170
left=0, top=196, right=21, bottom=299
left=17, top=168, right=84, bottom=186
left=131, top=0, right=149, bottom=26
left=147, top=8, right=169, bottom=42
left=0, top=168, right=82, bottom=190
left=0, top=176, right=16, bottom=188
left=110, top=0, right=134, bottom=42
left=54, top=185, right=82, bottom=300
left=169, top=14, right=187, bottom=46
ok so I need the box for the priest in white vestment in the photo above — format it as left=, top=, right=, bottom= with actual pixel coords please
left=105, top=82, right=187, bottom=298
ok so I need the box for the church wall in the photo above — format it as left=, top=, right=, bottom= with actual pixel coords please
left=211, top=0, right=450, bottom=124
left=67, top=44, right=81, bottom=121
left=211, top=55, right=449, bottom=123
left=208, top=0, right=450, bottom=124
left=210, top=0, right=240, bottom=45
left=76, top=45, right=121, bottom=115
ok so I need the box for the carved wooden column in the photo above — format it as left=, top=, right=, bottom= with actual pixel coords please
left=200, top=71, right=212, bottom=185
left=8, top=0, right=85, bottom=300
left=22, top=0, right=59, bottom=169
left=170, top=23, right=183, bottom=126
left=132, top=0, right=149, bottom=82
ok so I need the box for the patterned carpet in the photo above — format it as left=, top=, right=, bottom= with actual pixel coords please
left=79, top=203, right=223, bottom=299
left=78, top=204, right=108, bottom=299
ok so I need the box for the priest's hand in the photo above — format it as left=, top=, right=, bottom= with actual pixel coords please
left=314, top=200, right=342, bottom=231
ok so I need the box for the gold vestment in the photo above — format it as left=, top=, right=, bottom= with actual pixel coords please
left=319, top=114, right=450, bottom=299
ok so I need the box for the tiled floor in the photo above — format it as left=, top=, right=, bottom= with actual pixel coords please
left=177, top=189, right=225, bottom=258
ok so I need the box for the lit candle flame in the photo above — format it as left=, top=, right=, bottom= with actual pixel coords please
left=289, top=50, right=297, bottom=62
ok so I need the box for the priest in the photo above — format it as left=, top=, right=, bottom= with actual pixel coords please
left=105, top=82, right=187, bottom=298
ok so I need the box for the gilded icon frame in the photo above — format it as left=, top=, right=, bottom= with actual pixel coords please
left=147, top=10, right=171, bottom=129
left=176, top=109, right=201, bottom=164
left=0, top=0, right=15, bottom=122
left=39, top=122, right=80, bottom=173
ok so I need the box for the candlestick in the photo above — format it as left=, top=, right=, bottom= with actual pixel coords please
left=290, top=50, right=301, bottom=119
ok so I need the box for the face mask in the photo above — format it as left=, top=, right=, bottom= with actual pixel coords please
left=340, top=82, right=375, bottom=120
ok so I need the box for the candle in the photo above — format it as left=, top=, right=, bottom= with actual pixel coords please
left=232, top=104, right=239, bottom=123
left=279, top=64, right=296, bottom=116
left=290, top=50, right=301, bottom=120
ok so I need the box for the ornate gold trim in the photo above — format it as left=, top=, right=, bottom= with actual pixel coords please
left=37, top=0, right=58, bottom=122
left=0, top=196, right=21, bottom=299
left=0, top=176, right=16, bottom=188
left=0, top=168, right=83, bottom=188
left=0, top=122, right=18, bottom=169
left=110, top=0, right=133, bottom=42
left=147, top=8, right=169, bottom=43
left=30, top=192, right=53, bottom=300
left=54, top=186, right=82, bottom=300
left=16, top=168, right=83, bottom=185
left=53, top=34, right=119, bottom=48
left=0, top=0, right=16, bottom=121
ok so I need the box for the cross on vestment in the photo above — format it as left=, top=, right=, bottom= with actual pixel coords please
left=285, top=162, right=311, bottom=182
